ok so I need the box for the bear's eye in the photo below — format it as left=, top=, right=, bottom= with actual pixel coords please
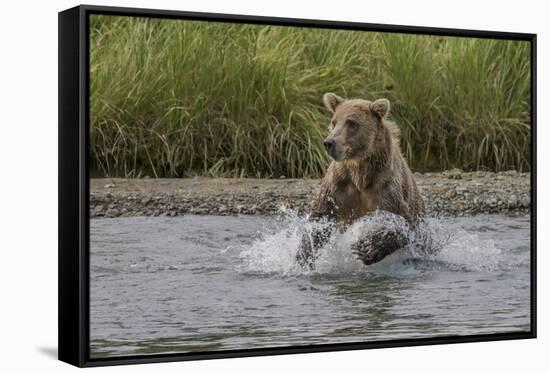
left=346, top=120, right=359, bottom=130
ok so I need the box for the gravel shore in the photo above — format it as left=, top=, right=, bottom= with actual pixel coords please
left=90, top=170, right=530, bottom=218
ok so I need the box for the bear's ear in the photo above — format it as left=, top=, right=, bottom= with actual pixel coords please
left=371, top=98, right=390, bottom=118
left=323, top=93, right=344, bottom=113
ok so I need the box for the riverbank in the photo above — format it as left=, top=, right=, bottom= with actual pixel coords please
left=90, top=170, right=530, bottom=218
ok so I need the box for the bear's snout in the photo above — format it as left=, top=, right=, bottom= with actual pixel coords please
left=324, top=137, right=347, bottom=160
left=323, top=138, right=336, bottom=152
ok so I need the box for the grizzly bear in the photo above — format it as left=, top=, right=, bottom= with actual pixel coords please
left=296, top=93, right=425, bottom=268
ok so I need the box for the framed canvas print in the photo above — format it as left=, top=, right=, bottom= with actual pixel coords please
left=58, top=4, right=537, bottom=367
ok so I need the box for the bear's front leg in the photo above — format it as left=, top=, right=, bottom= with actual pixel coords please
left=351, top=227, right=408, bottom=265
left=296, top=224, right=334, bottom=269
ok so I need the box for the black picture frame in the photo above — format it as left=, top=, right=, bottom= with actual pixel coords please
left=58, top=4, right=537, bottom=368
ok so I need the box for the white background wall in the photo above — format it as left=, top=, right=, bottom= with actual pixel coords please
left=0, top=0, right=546, bottom=371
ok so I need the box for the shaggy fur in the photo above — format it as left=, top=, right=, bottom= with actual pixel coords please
left=296, top=93, right=425, bottom=268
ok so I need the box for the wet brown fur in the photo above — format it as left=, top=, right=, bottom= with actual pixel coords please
left=312, top=95, right=424, bottom=225
left=296, top=93, right=425, bottom=267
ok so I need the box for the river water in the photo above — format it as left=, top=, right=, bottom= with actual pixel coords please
left=90, top=211, right=531, bottom=358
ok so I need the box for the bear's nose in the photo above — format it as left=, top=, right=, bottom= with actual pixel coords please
left=323, top=139, right=335, bottom=152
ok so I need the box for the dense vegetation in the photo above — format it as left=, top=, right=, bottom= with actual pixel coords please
left=90, top=15, right=531, bottom=178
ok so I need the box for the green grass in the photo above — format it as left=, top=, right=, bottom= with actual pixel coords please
left=90, top=15, right=531, bottom=178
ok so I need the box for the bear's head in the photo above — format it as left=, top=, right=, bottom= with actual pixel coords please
left=322, top=93, right=391, bottom=161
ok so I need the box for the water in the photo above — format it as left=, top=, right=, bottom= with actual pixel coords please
left=90, top=211, right=531, bottom=358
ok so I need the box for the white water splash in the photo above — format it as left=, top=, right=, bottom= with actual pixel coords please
left=238, top=207, right=501, bottom=275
